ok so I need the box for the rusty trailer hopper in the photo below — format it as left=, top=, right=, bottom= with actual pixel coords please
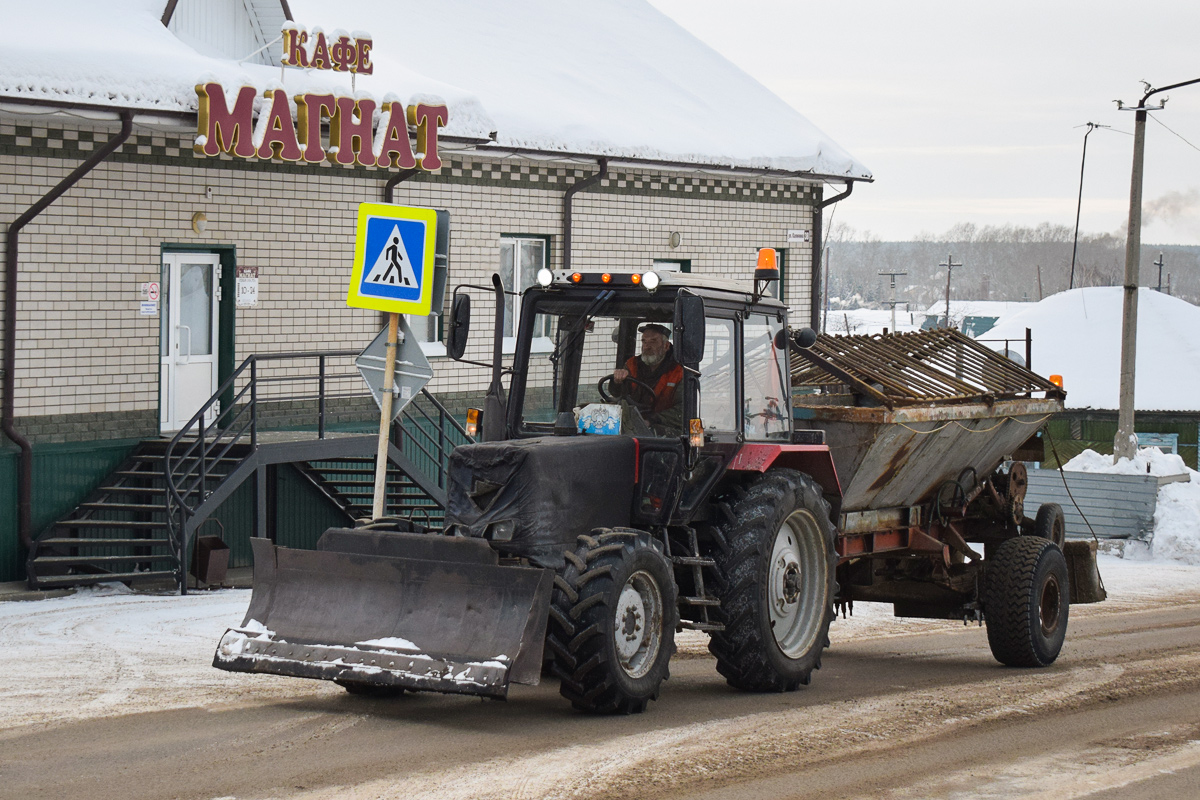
left=789, top=328, right=1065, bottom=513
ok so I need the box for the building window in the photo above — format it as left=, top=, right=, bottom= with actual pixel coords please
left=653, top=259, right=691, bottom=273
left=500, top=235, right=551, bottom=351
left=408, top=312, right=445, bottom=357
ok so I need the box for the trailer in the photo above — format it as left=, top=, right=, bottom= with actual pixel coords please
left=215, top=257, right=1104, bottom=713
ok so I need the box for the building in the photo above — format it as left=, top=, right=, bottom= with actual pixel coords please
left=0, top=0, right=870, bottom=584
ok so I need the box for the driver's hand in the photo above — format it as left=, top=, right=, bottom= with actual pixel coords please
left=613, top=368, right=629, bottom=383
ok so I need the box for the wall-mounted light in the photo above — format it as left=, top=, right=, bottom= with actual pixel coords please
left=668, top=231, right=682, bottom=249
left=191, top=211, right=208, bottom=234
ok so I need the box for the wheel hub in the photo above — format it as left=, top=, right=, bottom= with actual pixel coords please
left=768, top=510, right=828, bottom=659
left=613, top=570, right=663, bottom=679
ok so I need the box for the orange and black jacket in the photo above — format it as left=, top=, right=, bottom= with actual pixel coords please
left=621, top=349, right=684, bottom=415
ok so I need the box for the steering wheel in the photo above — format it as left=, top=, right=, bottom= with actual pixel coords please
left=597, top=374, right=658, bottom=412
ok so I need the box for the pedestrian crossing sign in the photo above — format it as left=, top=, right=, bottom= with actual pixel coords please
left=347, top=203, right=439, bottom=315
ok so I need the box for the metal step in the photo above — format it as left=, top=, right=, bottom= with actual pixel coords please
left=78, top=502, right=166, bottom=513
left=31, top=570, right=178, bottom=588
left=34, top=554, right=176, bottom=565
left=55, top=519, right=166, bottom=530
left=679, top=620, right=724, bottom=632
left=37, top=537, right=172, bottom=547
left=97, top=485, right=167, bottom=494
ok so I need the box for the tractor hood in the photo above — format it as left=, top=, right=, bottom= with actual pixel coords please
left=445, top=435, right=636, bottom=568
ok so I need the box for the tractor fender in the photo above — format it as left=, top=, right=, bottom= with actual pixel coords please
left=725, top=443, right=843, bottom=497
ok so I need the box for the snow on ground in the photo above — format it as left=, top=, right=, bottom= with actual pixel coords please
left=985, top=288, right=1200, bottom=411
left=822, top=308, right=922, bottom=336
left=5, top=546, right=1200, bottom=733
left=1062, top=447, right=1200, bottom=565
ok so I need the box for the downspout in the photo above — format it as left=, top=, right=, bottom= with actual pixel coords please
left=810, top=181, right=854, bottom=329
left=3, top=111, right=133, bottom=550
left=563, top=158, right=608, bottom=272
left=384, top=168, right=419, bottom=203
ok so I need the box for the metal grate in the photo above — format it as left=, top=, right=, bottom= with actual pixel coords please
left=789, top=328, right=1065, bottom=408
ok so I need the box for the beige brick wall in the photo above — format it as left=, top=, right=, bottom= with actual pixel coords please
left=0, top=118, right=821, bottom=432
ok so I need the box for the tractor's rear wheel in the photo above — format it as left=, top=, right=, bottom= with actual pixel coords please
left=708, top=469, right=837, bottom=691
left=548, top=529, right=678, bottom=714
left=985, top=536, right=1069, bottom=667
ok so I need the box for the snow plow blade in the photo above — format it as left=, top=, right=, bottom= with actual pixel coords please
left=213, top=530, right=553, bottom=699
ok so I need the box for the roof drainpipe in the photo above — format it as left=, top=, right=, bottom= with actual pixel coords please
left=384, top=168, right=419, bottom=203
left=3, top=111, right=133, bottom=551
left=811, top=181, right=854, bottom=329
left=563, top=158, right=608, bottom=272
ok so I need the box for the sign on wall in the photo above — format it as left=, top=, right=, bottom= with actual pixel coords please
left=347, top=203, right=439, bottom=315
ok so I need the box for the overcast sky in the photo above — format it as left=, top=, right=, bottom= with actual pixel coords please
left=649, top=0, right=1200, bottom=246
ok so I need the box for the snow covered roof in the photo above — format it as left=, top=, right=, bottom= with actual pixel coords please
left=986, top=287, right=1200, bottom=412
left=921, top=300, right=1033, bottom=320
left=0, top=0, right=870, bottom=179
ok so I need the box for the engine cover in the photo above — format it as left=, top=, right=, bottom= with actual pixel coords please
left=445, top=435, right=637, bottom=567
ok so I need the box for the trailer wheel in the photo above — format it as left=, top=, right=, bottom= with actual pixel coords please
left=708, top=469, right=837, bottom=692
left=549, top=529, right=678, bottom=714
left=1034, top=503, right=1066, bottom=549
left=985, top=536, right=1069, bottom=667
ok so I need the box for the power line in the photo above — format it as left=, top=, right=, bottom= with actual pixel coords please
left=1148, top=112, right=1200, bottom=154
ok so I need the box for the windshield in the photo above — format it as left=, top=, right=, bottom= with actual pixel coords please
left=516, top=293, right=682, bottom=437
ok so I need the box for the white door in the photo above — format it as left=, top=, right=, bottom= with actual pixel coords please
left=160, top=253, right=220, bottom=432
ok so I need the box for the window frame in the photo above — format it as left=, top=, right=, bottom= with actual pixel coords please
left=500, top=234, right=552, bottom=355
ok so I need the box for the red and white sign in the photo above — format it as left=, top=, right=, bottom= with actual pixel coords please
left=147, top=282, right=160, bottom=301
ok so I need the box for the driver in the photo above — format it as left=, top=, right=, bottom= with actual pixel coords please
left=612, top=323, right=683, bottom=430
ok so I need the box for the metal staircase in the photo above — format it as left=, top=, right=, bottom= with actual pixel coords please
left=26, top=350, right=471, bottom=591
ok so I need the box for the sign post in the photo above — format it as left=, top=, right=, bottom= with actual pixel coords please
left=347, top=203, right=440, bottom=520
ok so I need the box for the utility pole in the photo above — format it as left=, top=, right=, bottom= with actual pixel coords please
left=822, top=248, right=831, bottom=334
left=1154, top=252, right=1165, bottom=292
left=940, top=253, right=962, bottom=329
left=1070, top=123, right=1106, bottom=290
left=1036, top=265, right=1044, bottom=301
left=878, top=269, right=908, bottom=333
left=1113, top=77, right=1200, bottom=461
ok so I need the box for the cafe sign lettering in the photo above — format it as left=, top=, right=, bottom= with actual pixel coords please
left=194, top=24, right=446, bottom=172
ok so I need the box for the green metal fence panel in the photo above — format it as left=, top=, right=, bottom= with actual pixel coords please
left=274, top=464, right=353, bottom=550
left=0, top=450, right=19, bottom=583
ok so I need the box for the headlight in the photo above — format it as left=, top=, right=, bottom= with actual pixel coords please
left=536, top=267, right=553, bottom=287
left=642, top=270, right=660, bottom=291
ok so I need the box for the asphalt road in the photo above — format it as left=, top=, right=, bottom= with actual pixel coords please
left=3, top=596, right=1199, bottom=800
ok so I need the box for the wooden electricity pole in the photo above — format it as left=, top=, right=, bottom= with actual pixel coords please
left=940, top=253, right=962, bottom=329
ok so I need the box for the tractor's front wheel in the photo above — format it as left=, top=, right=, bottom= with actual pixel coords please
left=548, top=529, right=678, bottom=714
left=708, top=469, right=837, bottom=691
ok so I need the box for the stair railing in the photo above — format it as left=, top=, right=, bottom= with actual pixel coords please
left=164, top=350, right=361, bottom=591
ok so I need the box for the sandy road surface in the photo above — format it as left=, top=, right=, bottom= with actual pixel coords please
left=1, top=557, right=1199, bottom=800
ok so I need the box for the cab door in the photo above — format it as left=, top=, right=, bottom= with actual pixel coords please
left=160, top=253, right=220, bottom=432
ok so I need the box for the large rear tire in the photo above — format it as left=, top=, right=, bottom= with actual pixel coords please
left=985, top=536, right=1069, bottom=667
left=1034, top=503, right=1066, bottom=549
left=547, top=529, right=678, bottom=714
left=708, top=469, right=837, bottom=691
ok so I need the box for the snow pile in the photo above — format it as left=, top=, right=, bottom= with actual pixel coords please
left=986, top=288, right=1200, bottom=411
left=0, top=0, right=869, bottom=176
left=1063, top=447, right=1200, bottom=565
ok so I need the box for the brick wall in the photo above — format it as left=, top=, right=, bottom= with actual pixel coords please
left=0, top=118, right=820, bottom=443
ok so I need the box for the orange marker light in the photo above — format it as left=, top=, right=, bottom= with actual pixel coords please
left=689, top=419, right=704, bottom=448
left=1049, top=374, right=1064, bottom=388
left=570, top=272, right=583, bottom=283
left=601, top=273, right=612, bottom=283
left=755, top=248, right=780, bottom=281
left=631, top=273, right=642, bottom=284
left=465, top=407, right=481, bottom=437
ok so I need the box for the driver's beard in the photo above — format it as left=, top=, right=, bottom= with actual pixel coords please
left=640, top=352, right=664, bottom=367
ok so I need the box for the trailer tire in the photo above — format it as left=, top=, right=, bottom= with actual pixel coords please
left=1034, top=503, right=1066, bottom=549
left=708, top=469, right=837, bottom=692
left=985, top=536, right=1069, bottom=667
left=549, top=529, right=678, bottom=714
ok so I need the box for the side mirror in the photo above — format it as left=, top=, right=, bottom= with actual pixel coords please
left=446, top=292, right=471, bottom=360
left=674, top=294, right=706, bottom=367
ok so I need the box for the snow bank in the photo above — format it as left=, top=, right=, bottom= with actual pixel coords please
left=986, top=288, right=1200, bottom=411
left=1063, top=447, right=1200, bottom=565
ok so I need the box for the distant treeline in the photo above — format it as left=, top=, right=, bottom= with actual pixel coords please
left=821, top=222, right=1200, bottom=309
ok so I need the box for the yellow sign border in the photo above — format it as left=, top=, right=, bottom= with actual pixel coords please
left=347, top=203, right=439, bottom=315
